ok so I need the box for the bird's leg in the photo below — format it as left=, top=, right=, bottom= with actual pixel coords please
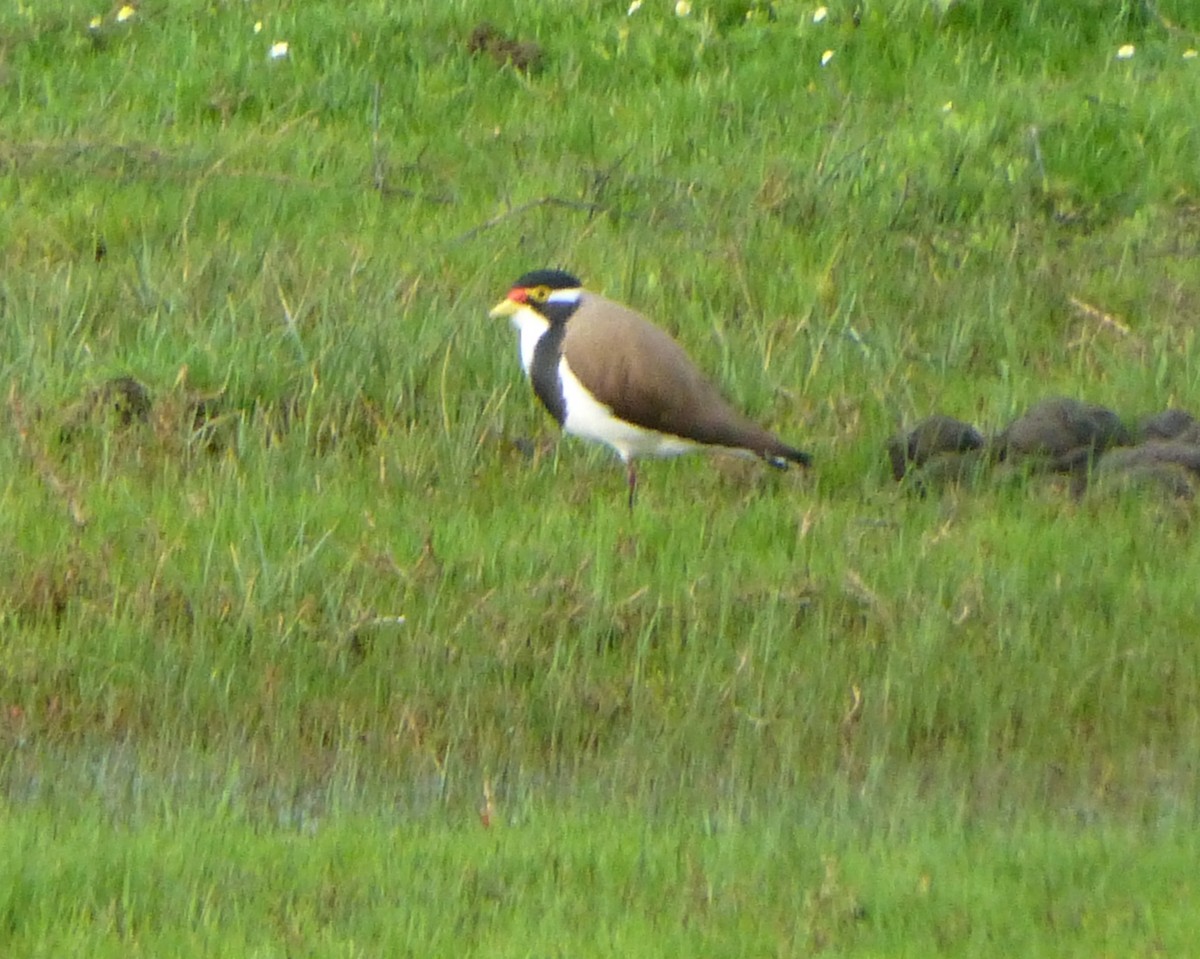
left=626, top=460, right=638, bottom=510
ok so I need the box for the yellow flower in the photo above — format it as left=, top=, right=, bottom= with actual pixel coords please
left=675, top=1, right=691, bottom=16
left=1184, top=49, right=1198, bottom=60
left=1115, top=44, right=1135, bottom=60
left=269, top=40, right=289, bottom=59
left=820, top=49, right=834, bottom=66
left=254, top=20, right=263, bottom=34
left=627, top=0, right=642, bottom=13
left=813, top=6, right=828, bottom=23
left=116, top=4, right=135, bottom=22
left=88, top=14, right=102, bottom=29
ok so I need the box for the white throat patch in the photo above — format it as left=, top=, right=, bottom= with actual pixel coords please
left=507, top=288, right=581, bottom=374
left=509, top=306, right=550, bottom=375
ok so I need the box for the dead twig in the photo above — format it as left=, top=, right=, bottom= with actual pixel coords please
left=1068, top=296, right=1132, bottom=337
left=1141, top=0, right=1196, bottom=37
left=371, top=81, right=386, bottom=192
left=451, top=196, right=603, bottom=245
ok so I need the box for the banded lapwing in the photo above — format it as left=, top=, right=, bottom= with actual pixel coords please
left=489, top=269, right=811, bottom=506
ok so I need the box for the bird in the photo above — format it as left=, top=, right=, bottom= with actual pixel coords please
left=488, top=268, right=811, bottom=506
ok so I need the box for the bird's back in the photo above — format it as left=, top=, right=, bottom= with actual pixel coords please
left=561, top=293, right=786, bottom=455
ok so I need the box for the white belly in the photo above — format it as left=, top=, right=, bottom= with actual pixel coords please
left=560, top=358, right=697, bottom=463
left=510, top=309, right=697, bottom=462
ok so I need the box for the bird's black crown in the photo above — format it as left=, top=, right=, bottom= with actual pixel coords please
left=512, top=268, right=582, bottom=290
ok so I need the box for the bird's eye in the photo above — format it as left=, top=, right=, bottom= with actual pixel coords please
left=528, top=285, right=551, bottom=303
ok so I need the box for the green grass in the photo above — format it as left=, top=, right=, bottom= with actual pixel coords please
left=5, top=800, right=1199, bottom=956
left=3, top=0, right=1200, bottom=953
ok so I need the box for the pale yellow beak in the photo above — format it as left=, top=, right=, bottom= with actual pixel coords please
left=488, top=297, right=520, bottom=319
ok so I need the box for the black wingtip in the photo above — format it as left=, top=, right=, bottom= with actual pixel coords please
left=767, top=446, right=813, bottom=470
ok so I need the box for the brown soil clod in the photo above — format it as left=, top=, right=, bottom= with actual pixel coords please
left=887, top=414, right=985, bottom=482
left=467, top=22, right=544, bottom=73
left=1134, top=408, right=1200, bottom=445
left=1087, top=441, right=1200, bottom=501
left=60, top=375, right=152, bottom=440
left=992, top=397, right=1132, bottom=473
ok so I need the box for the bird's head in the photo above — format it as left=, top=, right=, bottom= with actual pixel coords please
left=489, top=269, right=583, bottom=323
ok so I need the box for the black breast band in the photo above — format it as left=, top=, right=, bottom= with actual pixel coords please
left=528, top=301, right=577, bottom=425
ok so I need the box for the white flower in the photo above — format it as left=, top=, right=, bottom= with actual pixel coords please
left=116, top=4, right=135, bottom=22
left=627, top=0, right=642, bottom=13
left=269, top=40, right=289, bottom=59
left=1115, top=44, right=1135, bottom=60
left=675, top=1, right=692, bottom=16
left=820, top=49, right=834, bottom=66
left=813, top=6, right=828, bottom=22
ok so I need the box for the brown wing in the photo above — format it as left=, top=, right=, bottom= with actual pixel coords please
left=561, top=293, right=797, bottom=460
